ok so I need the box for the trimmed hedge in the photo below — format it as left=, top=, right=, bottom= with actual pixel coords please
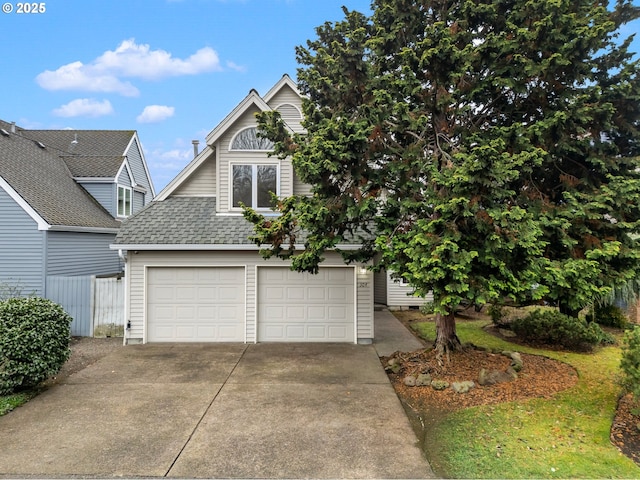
left=0, top=297, right=72, bottom=395
left=511, top=309, right=614, bottom=351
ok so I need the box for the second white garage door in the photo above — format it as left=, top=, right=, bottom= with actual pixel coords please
left=258, top=267, right=355, bottom=342
left=147, top=267, right=245, bottom=342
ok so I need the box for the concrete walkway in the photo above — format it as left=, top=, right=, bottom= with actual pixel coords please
left=0, top=311, right=434, bottom=479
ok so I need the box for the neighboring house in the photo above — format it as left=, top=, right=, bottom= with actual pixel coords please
left=112, top=75, right=375, bottom=344
left=0, top=119, right=155, bottom=303
left=374, top=270, right=434, bottom=309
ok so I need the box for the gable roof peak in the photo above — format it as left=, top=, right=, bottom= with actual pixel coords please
left=263, top=74, right=300, bottom=103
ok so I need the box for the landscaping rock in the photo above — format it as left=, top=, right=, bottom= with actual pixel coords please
left=386, top=357, right=402, bottom=374
left=499, top=328, right=517, bottom=338
left=416, top=373, right=432, bottom=386
left=478, top=368, right=517, bottom=386
left=501, top=350, right=524, bottom=372
left=452, top=380, right=475, bottom=393
left=403, top=375, right=417, bottom=387
left=431, top=379, right=449, bottom=390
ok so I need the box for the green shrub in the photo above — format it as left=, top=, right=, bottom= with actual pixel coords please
left=488, top=304, right=506, bottom=325
left=591, top=304, right=630, bottom=329
left=419, top=301, right=435, bottom=315
left=511, top=309, right=614, bottom=351
left=620, top=326, right=640, bottom=399
left=0, top=297, right=72, bottom=395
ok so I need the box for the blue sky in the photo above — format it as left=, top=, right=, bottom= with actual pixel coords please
left=1, top=0, right=638, bottom=192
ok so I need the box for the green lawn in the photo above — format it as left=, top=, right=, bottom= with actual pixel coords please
left=409, top=318, right=640, bottom=478
left=0, top=391, right=33, bottom=416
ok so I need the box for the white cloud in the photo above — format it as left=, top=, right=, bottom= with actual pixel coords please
left=37, top=61, right=140, bottom=97
left=136, top=105, right=175, bottom=123
left=96, top=39, right=221, bottom=80
left=36, top=38, right=222, bottom=95
left=226, top=60, right=247, bottom=72
left=52, top=98, right=114, bottom=118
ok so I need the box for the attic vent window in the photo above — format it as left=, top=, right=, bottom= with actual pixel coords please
left=0, top=129, right=9, bottom=137
left=230, top=127, right=274, bottom=151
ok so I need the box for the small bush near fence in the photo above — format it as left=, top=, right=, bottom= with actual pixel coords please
left=511, top=309, right=614, bottom=351
left=620, top=326, right=640, bottom=400
left=0, top=297, right=72, bottom=395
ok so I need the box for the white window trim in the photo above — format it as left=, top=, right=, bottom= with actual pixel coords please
left=117, top=185, right=132, bottom=217
left=229, top=162, right=280, bottom=211
left=229, top=126, right=275, bottom=152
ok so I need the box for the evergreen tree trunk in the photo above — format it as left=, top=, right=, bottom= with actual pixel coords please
left=434, top=310, right=462, bottom=362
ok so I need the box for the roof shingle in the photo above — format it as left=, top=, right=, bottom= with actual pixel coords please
left=0, top=127, right=120, bottom=229
left=113, top=197, right=258, bottom=245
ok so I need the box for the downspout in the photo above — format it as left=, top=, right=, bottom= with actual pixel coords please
left=118, top=249, right=129, bottom=345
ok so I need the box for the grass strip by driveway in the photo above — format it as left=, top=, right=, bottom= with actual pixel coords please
left=0, top=392, right=34, bottom=416
left=411, top=319, right=640, bottom=479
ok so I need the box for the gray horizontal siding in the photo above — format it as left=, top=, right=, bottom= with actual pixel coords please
left=0, top=188, right=44, bottom=296
left=133, top=190, right=145, bottom=213
left=126, top=138, right=153, bottom=204
left=117, top=167, right=132, bottom=187
left=47, top=231, right=122, bottom=277
left=82, top=182, right=115, bottom=217
left=387, top=272, right=433, bottom=307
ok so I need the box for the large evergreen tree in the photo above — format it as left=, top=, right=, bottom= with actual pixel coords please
left=246, top=0, right=640, bottom=354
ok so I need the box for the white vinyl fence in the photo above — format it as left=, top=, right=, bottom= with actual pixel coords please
left=46, top=274, right=124, bottom=337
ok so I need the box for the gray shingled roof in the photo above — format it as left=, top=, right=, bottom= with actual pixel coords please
left=0, top=128, right=121, bottom=229
left=16, top=129, right=134, bottom=178
left=113, top=196, right=369, bottom=247
left=18, top=129, right=134, bottom=157
left=113, top=197, right=258, bottom=245
left=61, top=155, right=125, bottom=178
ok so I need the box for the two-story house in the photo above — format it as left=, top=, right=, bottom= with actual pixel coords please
left=0, top=119, right=154, bottom=330
left=112, top=75, right=375, bottom=344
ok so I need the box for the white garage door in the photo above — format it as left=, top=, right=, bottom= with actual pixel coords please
left=258, top=267, right=355, bottom=342
left=147, top=267, right=245, bottom=342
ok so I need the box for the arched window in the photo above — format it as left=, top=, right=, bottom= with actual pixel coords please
left=230, top=127, right=274, bottom=150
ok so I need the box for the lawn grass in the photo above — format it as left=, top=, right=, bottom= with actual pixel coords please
left=411, top=318, right=640, bottom=478
left=0, top=391, right=33, bottom=416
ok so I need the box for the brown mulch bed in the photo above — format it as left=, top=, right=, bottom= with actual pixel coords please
left=387, top=310, right=640, bottom=467
left=611, top=393, right=640, bottom=466
left=382, top=346, right=579, bottom=415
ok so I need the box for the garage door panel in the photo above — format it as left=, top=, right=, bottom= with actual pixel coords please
left=328, top=287, right=348, bottom=301
left=147, top=267, right=245, bottom=342
left=258, top=267, right=354, bottom=342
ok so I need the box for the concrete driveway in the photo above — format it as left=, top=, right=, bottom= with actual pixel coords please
left=0, top=329, right=434, bottom=478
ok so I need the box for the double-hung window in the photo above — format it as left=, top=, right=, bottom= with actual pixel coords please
left=117, top=185, right=132, bottom=217
left=232, top=164, right=278, bottom=209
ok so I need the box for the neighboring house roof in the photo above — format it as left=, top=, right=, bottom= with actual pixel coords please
left=1, top=121, right=155, bottom=193
left=0, top=126, right=121, bottom=230
left=17, top=128, right=135, bottom=158
left=61, top=155, right=126, bottom=178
